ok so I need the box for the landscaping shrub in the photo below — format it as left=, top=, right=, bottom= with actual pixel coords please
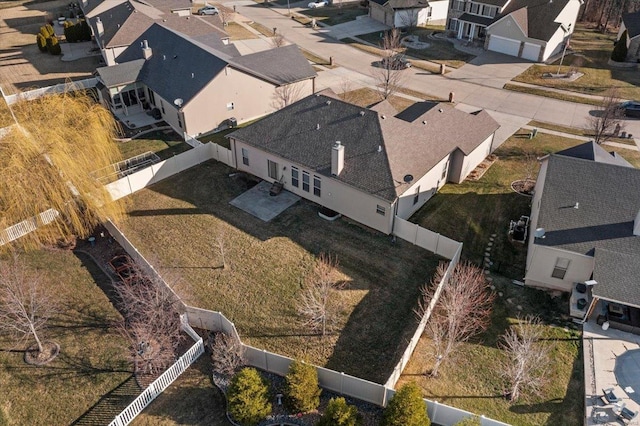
left=40, top=24, right=54, bottom=38
left=36, top=33, right=48, bottom=52
left=80, top=20, right=92, bottom=41
left=284, top=360, right=321, bottom=413
left=454, top=416, right=482, bottom=426
left=381, top=382, right=430, bottom=426
left=63, top=20, right=77, bottom=42
left=317, top=397, right=361, bottom=426
left=227, top=367, right=271, bottom=426
left=612, top=30, right=628, bottom=62
left=47, top=36, right=62, bottom=55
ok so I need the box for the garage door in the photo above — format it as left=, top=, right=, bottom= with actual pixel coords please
left=487, top=35, right=520, bottom=57
left=521, top=42, right=541, bottom=61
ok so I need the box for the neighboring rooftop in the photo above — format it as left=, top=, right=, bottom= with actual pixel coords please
left=622, top=11, right=640, bottom=38
left=492, top=0, right=570, bottom=42
left=535, top=154, right=640, bottom=256
left=228, top=93, right=498, bottom=202
left=556, top=141, right=635, bottom=168
left=593, top=248, right=640, bottom=308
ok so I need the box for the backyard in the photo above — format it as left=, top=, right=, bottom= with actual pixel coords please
left=301, top=3, right=368, bottom=26
left=0, top=249, right=132, bottom=425
left=116, top=130, right=192, bottom=160
left=511, top=23, right=640, bottom=101
left=118, top=160, right=441, bottom=384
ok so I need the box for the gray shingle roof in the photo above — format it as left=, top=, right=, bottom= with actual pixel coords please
left=593, top=248, right=640, bottom=308
left=230, top=45, right=316, bottom=85
left=228, top=94, right=498, bottom=202
left=535, top=155, right=640, bottom=256
left=458, top=12, right=495, bottom=27
left=623, top=11, right=640, bottom=39
left=96, top=58, right=145, bottom=86
left=556, top=141, right=634, bottom=167
left=491, top=0, right=569, bottom=42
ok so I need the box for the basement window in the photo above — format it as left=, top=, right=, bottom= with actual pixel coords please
left=376, top=205, right=386, bottom=216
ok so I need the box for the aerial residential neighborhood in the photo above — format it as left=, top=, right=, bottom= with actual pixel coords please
left=2, top=0, right=640, bottom=425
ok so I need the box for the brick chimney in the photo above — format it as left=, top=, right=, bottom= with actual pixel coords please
left=331, top=141, right=344, bottom=176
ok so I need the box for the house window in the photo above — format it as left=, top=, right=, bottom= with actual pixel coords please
left=268, top=160, right=278, bottom=180
left=447, top=18, right=459, bottom=32
left=551, top=258, right=570, bottom=279
left=112, top=94, right=122, bottom=109
left=177, top=112, right=182, bottom=129
left=291, top=167, right=299, bottom=187
left=137, top=87, right=146, bottom=103
left=441, top=159, right=449, bottom=180
left=451, top=0, right=464, bottom=11
left=302, top=171, right=310, bottom=192
left=376, top=205, right=386, bottom=216
left=148, top=89, right=156, bottom=106
left=426, top=6, right=432, bottom=17
left=160, top=100, right=165, bottom=114
left=242, top=148, right=249, bottom=166
left=482, top=5, right=497, bottom=17
left=470, top=2, right=479, bottom=14
left=227, top=102, right=234, bottom=111
left=413, top=186, right=420, bottom=205
left=313, top=176, right=321, bottom=197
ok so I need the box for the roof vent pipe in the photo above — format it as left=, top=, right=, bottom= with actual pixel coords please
left=316, top=123, right=320, bottom=130
left=326, top=100, right=331, bottom=105
left=142, top=39, right=152, bottom=60
left=332, top=141, right=344, bottom=176
left=377, top=145, right=382, bottom=153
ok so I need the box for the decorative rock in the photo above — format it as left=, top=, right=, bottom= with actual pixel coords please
left=489, top=237, right=495, bottom=242
left=498, top=292, right=503, bottom=297
left=487, top=242, right=493, bottom=247
left=484, top=270, right=490, bottom=275
left=517, top=305, right=523, bottom=311
left=485, top=251, right=491, bottom=256
left=491, top=233, right=497, bottom=237
left=490, top=285, right=496, bottom=291
left=486, top=277, right=493, bottom=282
left=506, top=298, right=513, bottom=304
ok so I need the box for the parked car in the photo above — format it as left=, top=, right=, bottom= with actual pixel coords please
left=380, top=55, right=412, bottom=70
left=307, top=0, right=328, bottom=8
left=619, top=101, right=640, bottom=118
left=198, top=5, right=219, bottom=15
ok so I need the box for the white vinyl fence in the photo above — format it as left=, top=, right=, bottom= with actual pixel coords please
left=107, top=319, right=205, bottom=426
left=0, top=208, right=59, bottom=246
left=2, top=78, right=98, bottom=105
left=393, top=215, right=462, bottom=260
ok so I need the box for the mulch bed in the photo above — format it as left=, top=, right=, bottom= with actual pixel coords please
left=24, top=341, right=60, bottom=365
left=510, top=179, right=535, bottom=196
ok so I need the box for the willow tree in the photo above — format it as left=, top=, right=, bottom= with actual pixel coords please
left=0, top=90, right=125, bottom=250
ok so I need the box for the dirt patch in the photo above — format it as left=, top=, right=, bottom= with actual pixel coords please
left=24, top=340, right=60, bottom=365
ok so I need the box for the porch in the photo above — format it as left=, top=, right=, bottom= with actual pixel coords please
left=455, top=13, right=492, bottom=41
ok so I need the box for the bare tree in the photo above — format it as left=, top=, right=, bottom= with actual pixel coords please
left=208, top=332, right=246, bottom=376
left=0, top=255, right=59, bottom=363
left=500, top=316, right=551, bottom=402
left=297, top=253, right=343, bottom=336
left=271, top=31, right=286, bottom=48
left=115, top=263, right=183, bottom=379
left=338, top=78, right=356, bottom=104
left=587, top=91, right=624, bottom=144
left=219, top=7, right=232, bottom=27
left=419, top=262, right=494, bottom=377
left=271, top=83, right=304, bottom=109
left=372, top=29, right=407, bottom=100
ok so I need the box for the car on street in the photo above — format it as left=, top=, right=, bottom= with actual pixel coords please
left=620, top=100, right=640, bottom=118
left=308, top=0, right=328, bottom=8
left=380, top=55, right=412, bottom=70
left=198, top=5, right=219, bottom=15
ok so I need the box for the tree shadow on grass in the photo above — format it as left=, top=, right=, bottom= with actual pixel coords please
left=71, top=375, right=140, bottom=426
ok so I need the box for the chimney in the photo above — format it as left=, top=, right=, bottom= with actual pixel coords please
left=95, top=17, right=104, bottom=38
left=332, top=141, right=344, bottom=176
left=142, top=40, right=152, bottom=60
left=634, top=209, right=640, bottom=236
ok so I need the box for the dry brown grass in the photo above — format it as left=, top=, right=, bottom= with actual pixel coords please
left=225, top=22, right=258, bottom=40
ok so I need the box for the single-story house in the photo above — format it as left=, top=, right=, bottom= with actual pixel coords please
left=95, top=23, right=316, bottom=136
left=446, top=0, right=582, bottom=62
left=617, top=11, right=640, bottom=61
left=525, top=142, right=640, bottom=330
left=369, top=0, right=449, bottom=28
left=227, top=91, right=499, bottom=234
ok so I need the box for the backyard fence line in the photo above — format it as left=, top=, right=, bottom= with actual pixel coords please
left=384, top=243, right=463, bottom=390
left=0, top=208, right=60, bottom=246
left=184, top=133, right=203, bottom=148
left=393, top=215, right=462, bottom=260
left=2, top=78, right=98, bottom=105
left=108, top=318, right=205, bottom=426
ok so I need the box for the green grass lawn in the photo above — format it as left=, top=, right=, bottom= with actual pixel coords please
left=301, top=4, right=368, bottom=26
left=0, top=249, right=132, bottom=425
left=119, top=160, right=441, bottom=384
left=117, top=130, right=192, bottom=161
left=512, top=23, right=640, bottom=100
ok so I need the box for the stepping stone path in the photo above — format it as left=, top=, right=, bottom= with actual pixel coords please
left=484, top=234, right=498, bottom=281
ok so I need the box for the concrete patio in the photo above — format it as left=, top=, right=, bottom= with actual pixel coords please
left=229, top=180, right=300, bottom=221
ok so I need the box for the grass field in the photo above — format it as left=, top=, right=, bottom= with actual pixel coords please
left=0, top=249, right=132, bottom=425
left=117, top=130, right=192, bottom=160
left=119, top=160, right=440, bottom=384
left=301, top=4, right=368, bottom=26
left=512, top=24, right=640, bottom=100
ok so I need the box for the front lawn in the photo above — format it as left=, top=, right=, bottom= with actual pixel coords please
left=301, top=4, right=368, bottom=26
left=511, top=23, right=640, bottom=100
left=0, top=249, right=132, bottom=425
left=119, top=160, right=441, bottom=384
left=117, top=130, right=192, bottom=160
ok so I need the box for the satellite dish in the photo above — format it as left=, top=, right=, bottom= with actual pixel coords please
left=174, top=98, right=184, bottom=107
left=534, top=228, right=545, bottom=238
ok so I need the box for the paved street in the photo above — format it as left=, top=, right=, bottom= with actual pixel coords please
left=226, top=0, right=640, bottom=139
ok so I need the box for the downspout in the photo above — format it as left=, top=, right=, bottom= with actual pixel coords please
left=583, top=296, right=599, bottom=323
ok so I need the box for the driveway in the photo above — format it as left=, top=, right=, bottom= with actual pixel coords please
left=322, top=16, right=389, bottom=40
left=445, top=50, right=533, bottom=89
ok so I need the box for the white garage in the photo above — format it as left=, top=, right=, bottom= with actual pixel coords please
left=521, top=42, right=541, bottom=61
left=487, top=35, right=520, bottom=57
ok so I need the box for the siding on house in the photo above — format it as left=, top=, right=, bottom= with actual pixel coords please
left=525, top=245, right=595, bottom=292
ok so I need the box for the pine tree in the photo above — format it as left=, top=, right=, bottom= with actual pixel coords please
left=382, top=382, right=430, bottom=426
left=227, top=368, right=271, bottom=426
left=284, top=360, right=321, bottom=413
left=317, top=397, right=361, bottom=426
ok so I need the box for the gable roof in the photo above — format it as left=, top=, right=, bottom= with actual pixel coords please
left=535, top=155, right=640, bottom=257
left=231, top=45, right=317, bottom=85
left=228, top=94, right=499, bottom=202
left=96, top=58, right=145, bottom=86
left=489, top=0, right=570, bottom=42
left=556, top=141, right=634, bottom=167
left=593, top=248, right=640, bottom=308
left=622, top=11, right=640, bottom=39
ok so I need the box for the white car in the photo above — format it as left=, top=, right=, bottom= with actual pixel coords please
left=307, top=0, right=328, bottom=8
left=198, top=5, right=219, bottom=15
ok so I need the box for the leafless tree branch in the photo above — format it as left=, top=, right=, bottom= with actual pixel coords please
left=587, top=90, right=624, bottom=144
left=372, top=29, right=407, bottom=100
left=208, top=331, right=245, bottom=376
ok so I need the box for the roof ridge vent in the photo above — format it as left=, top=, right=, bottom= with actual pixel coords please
left=359, top=111, right=365, bottom=116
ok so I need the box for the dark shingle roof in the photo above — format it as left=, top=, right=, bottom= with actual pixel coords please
left=492, top=0, right=569, bottom=42
left=457, top=13, right=495, bottom=27
left=96, top=58, right=145, bottom=86
left=556, top=141, right=634, bottom=167
left=593, top=248, right=640, bottom=308
left=622, top=11, right=640, bottom=38
left=388, top=0, right=429, bottom=9
left=478, top=0, right=510, bottom=5
left=535, top=155, right=640, bottom=256
left=231, top=45, right=316, bottom=85
left=228, top=94, right=498, bottom=202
